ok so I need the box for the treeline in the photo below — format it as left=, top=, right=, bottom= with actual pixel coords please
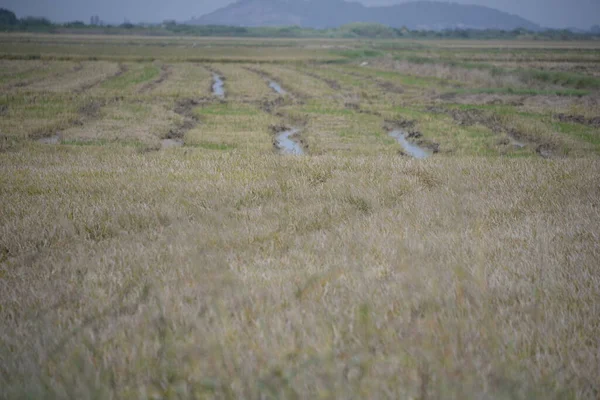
left=1, top=8, right=599, bottom=40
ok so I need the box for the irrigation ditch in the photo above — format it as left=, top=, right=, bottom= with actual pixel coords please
left=384, top=118, right=439, bottom=158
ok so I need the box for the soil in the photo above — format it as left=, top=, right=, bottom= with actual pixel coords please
left=427, top=106, right=556, bottom=156
left=166, top=98, right=202, bottom=140
left=384, top=118, right=417, bottom=131
left=5, top=62, right=85, bottom=90
left=302, top=71, right=341, bottom=90
left=260, top=97, right=286, bottom=115
left=384, top=119, right=439, bottom=155
left=75, top=63, right=128, bottom=94
left=78, top=99, right=105, bottom=118
left=555, top=113, right=600, bottom=128
left=344, top=102, right=382, bottom=117
left=139, top=64, right=172, bottom=93
left=377, top=80, right=404, bottom=94
left=536, top=144, right=554, bottom=159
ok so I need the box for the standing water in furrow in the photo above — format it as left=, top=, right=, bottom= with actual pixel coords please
left=212, top=74, right=225, bottom=97
left=276, top=128, right=303, bottom=155
left=268, top=80, right=285, bottom=95
left=389, top=130, right=431, bottom=159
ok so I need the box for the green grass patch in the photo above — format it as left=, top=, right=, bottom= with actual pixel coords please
left=333, top=49, right=384, bottom=60
left=448, top=87, right=590, bottom=97
left=339, top=65, right=460, bottom=88
left=61, top=139, right=146, bottom=147
left=101, top=64, right=160, bottom=89
left=188, top=141, right=237, bottom=151
left=552, top=122, right=600, bottom=148
left=195, top=103, right=258, bottom=116
left=393, top=54, right=600, bottom=90
left=300, top=100, right=353, bottom=115
left=521, top=69, right=600, bottom=90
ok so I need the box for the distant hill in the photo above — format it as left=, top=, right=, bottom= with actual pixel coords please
left=189, top=0, right=540, bottom=31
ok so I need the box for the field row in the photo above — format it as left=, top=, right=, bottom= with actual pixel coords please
left=1, top=60, right=599, bottom=157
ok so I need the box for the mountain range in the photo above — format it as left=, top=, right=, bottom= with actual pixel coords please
left=189, top=0, right=540, bottom=31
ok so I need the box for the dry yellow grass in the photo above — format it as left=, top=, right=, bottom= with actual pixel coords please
left=1, top=148, right=599, bottom=398
left=1, top=35, right=600, bottom=399
left=25, top=61, right=121, bottom=93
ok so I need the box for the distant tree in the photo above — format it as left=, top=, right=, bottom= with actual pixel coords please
left=0, top=8, right=18, bottom=26
left=591, top=25, right=600, bottom=34
left=20, top=16, right=52, bottom=27
left=64, top=21, right=85, bottom=28
left=120, top=22, right=135, bottom=29
left=339, top=22, right=398, bottom=38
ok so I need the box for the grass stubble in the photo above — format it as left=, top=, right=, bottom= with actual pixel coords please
left=0, top=34, right=599, bottom=399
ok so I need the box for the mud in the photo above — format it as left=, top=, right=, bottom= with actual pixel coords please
left=244, top=67, right=291, bottom=97
left=5, top=62, right=84, bottom=90
left=383, top=119, right=437, bottom=158
left=75, top=63, right=128, bottom=94
left=301, top=70, right=341, bottom=90
left=377, top=80, right=405, bottom=94
left=439, top=93, right=525, bottom=107
left=385, top=118, right=417, bottom=131
left=78, top=99, right=105, bottom=118
left=536, top=144, right=554, bottom=159
left=165, top=98, right=203, bottom=144
left=427, top=106, right=553, bottom=155
left=260, top=97, right=286, bottom=115
left=344, top=102, right=382, bottom=117
left=555, top=113, right=600, bottom=128
left=271, top=125, right=304, bottom=155
left=139, top=64, right=172, bottom=93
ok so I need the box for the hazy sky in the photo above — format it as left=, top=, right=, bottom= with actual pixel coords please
left=1, top=0, right=598, bottom=29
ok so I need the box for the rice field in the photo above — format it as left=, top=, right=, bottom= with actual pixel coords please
left=1, top=33, right=599, bottom=399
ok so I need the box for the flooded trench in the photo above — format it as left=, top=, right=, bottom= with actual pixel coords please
left=275, top=128, right=303, bottom=155
left=389, top=130, right=432, bottom=159
left=212, top=73, right=225, bottom=98
left=268, top=80, right=286, bottom=95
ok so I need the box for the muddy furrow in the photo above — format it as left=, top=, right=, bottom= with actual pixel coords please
left=330, top=67, right=405, bottom=94
left=3, top=62, right=83, bottom=91
left=1, top=62, right=49, bottom=80
left=243, top=66, right=291, bottom=96
left=555, top=113, right=600, bottom=128
left=74, top=63, right=128, bottom=94
left=426, top=106, right=554, bottom=157
left=139, top=64, right=172, bottom=94
left=35, top=97, right=110, bottom=143
left=384, top=119, right=439, bottom=157
left=343, top=101, right=382, bottom=117
left=297, top=68, right=342, bottom=91
left=161, top=98, right=204, bottom=148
